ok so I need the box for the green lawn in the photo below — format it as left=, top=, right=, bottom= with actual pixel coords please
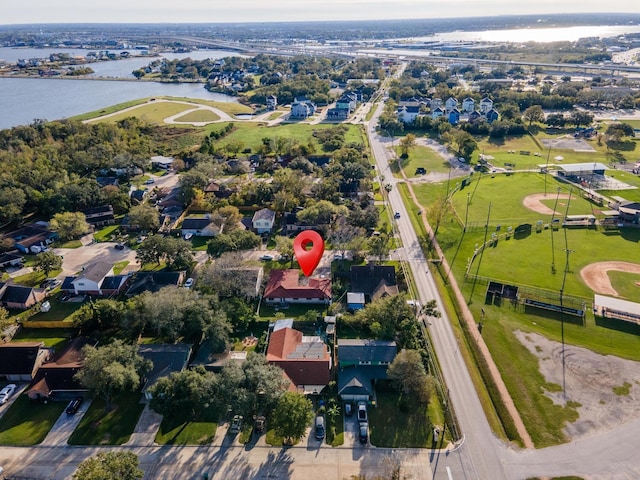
left=93, top=224, right=120, bottom=242
left=210, top=122, right=367, bottom=155
left=113, top=261, right=129, bottom=275
left=173, top=109, right=220, bottom=123
left=13, top=269, right=61, bottom=287
left=27, top=298, right=85, bottom=322
left=101, top=102, right=200, bottom=124
left=368, top=391, right=445, bottom=448
left=395, top=145, right=454, bottom=178
left=0, top=396, right=66, bottom=445
left=155, top=412, right=217, bottom=445
left=68, top=392, right=145, bottom=445
left=55, top=240, right=83, bottom=248
left=12, top=327, right=75, bottom=351
left=72, top=98, right=150, bottom=121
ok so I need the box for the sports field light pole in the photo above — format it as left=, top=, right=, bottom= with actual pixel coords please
left=544, top=143, right=552, bottom=197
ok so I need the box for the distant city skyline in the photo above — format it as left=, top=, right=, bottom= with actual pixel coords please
left=1, top=0, right=636, bottom=25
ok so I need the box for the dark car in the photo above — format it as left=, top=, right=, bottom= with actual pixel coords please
left=254, top=415, right=266, bottom=434
left=359, top=422, right=368, bottom=444
left=314, top=415, right=325, bottom=440
left=65, top=396, right=83, bottom=415
left=357, top=402, right=367, bottom=423
left=114, top=243, right=125, bottom=250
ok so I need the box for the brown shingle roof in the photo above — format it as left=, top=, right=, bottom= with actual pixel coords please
left=263, top=270, right=331, bottom=300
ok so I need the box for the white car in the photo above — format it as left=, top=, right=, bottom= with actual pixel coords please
left=0, top=384, right=16, bottom=405
left=184, top=278, right=194, bottom=289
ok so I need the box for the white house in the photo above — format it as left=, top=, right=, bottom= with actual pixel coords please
left=462, top=97, right=475, bottom=113
left=431, top=107, right=444, bottom=120
left=480, top=97, right=494, bottom=114
left=397, top=105, right=421, bottom=124
left=181, top=216, right=220, bottom=237
left=445, top=96, right=458, bottom=113
left=252, top=208, right=276, bottom=234
left=71, top=261, right=114, bottom=295
left=290, top=98, right=316, bottom=119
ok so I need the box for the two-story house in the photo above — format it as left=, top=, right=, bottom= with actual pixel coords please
left=252, top=208, right=276, bottom=235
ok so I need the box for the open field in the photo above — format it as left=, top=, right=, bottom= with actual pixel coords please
left=210, top=122, right=367, bottom=154
left=98, top=102, right=195, bottom=124
left=406, top=144, right=640, bottom=447
left=393, top=145, right=453, bottom=178
left=173, top=109, right=220, bottom=123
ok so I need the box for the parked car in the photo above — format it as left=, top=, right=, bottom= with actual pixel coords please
left=359, top=422, right=369, bottom=444
left=65, top=396, right=84, bottom=415
left=183, top=278, right=194, bottom=289
left=43, top=279, right=61, bottom=291
left=0, top=384, right=17, bottom=405
left=357, top=402, right=367, bottom=423
left=344, top=402, right=353, bottom=416
left=229, top=415, right=243, bottom=434
left=114, top=243, right=125, bottom=250
left=314, top=415, right=325, bottom=440
left=259, top=254, right=274, bottom=261
left=144, top=178, right=155, bottom=185
left=254, top=415, right=266, bottom=434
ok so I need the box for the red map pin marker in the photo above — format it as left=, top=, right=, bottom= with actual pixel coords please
left=293, top=230, right=325, bottom=277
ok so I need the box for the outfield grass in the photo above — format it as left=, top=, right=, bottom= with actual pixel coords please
left=155, top=414, right=217, bottom=445
left=68, top=392, right=145, bottom=445
left=173, top=109, right=220, bottom=123
left=0, top=396, right=66, bottom=445
left=608, top=271, right=640, bottom=300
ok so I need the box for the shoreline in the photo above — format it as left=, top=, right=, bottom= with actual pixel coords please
left=0, top=73, right=206, bottom=84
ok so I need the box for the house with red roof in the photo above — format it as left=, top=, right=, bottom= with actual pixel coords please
left=266, top=321, right=331, bottom=395
left=263, top=269, right=331, bottom=306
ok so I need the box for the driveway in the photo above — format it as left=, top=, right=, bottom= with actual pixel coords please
left=40, top=397, right=93, bottom=446
left=53, top=241, right=139, bottom=278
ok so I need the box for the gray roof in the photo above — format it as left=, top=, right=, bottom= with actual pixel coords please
left=181, top=217, right=214, bottom=230
left=559, top=163, right=608, bottom=173
left=138, top=343, right=192, bottom=392
left=252, top=208, right=275, bottom=223
left=337, top=339, right=397, bottom=364
left=594, top=294, right=640, bottom=316
left=337, top=365, right=390, bottom=396
left=77, top=261, right=113, bottom=283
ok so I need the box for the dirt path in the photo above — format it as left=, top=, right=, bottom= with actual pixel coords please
left=522, top=193, right=571, bottom=215
left=580, top=261, right=640, bottom=296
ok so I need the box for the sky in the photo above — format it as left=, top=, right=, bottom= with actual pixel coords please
left=1, top=0, right=636, bottom=25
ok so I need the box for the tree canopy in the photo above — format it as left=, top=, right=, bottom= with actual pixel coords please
left=270, top=391, right=314, bottom=443
left=73, top=451, right=143, bottom=480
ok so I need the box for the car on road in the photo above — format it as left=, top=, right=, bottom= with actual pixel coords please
left=0, top=384, right=16, bottom=405
left=394, top=212, right=401, bottom=219
left=357, top=402, right=367, bottom=423
left=314, top=415, right=325, bottom=440
left=259, top=254, right=274, bottom=261
left=144, top=178, right=155, bottom=185
left=359, top=422, right=369, bottom=444
left=65, top=396, right=84, bottom=415
left=229, top=415, right=243, bottom=434
left=183, top=278, right=194, bottom=289
left=114, top=243, right=125, bottom=250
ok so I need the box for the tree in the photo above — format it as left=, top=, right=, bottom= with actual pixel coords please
left=368, top=233, right=391, bottom=263
left=33, top=251, right=63, bottom=276
left=149, top=367, right=217, bottom=421
left=398, top=133, right=416, bottom=157
left=0, top=306, right=12, bottom=335
left=74, top=340, right=152, bottom=410
left=128, top=203, right=160, bottom=232
left=0, top=187, right=27, bottom=223
left=274, top=235, right=294, bottom=262
left=271, top=391, right=313, bottom=444
left=570, top=110, right=594, bottom=128
left=522, top=105, right=544, bottom=129
left=387, top=349, right=435, bottom=404
left=73, top=451, right=143, bottom=480
left=49, top=211, right=90, bottom=241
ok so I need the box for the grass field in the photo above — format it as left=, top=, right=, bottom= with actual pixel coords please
left=172, top=109, right=220, bottom=123
left=68, top=392, right=144, bottom=445
left=101, top=102, right=195, bottom=124
left=0, top=396, right=66, bottom=446
left=12, top=327, right=75, bottom=351
left=402, top=136, right=640, bottom=447
left=210, top=122, right=367, bottom=155
left=393, top=145, right=453, bottom=178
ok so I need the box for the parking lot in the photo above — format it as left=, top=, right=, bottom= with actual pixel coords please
left=53, top=236, right=139, bottom=278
